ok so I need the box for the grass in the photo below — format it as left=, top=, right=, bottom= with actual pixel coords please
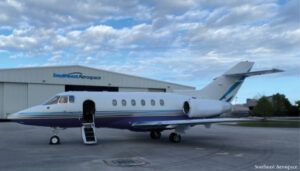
left=221, top=120, right=300, bottom=128
left=236, top=120, right=300, bottom=128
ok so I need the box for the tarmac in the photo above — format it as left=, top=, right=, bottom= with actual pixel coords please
left=0, top=123, right=299, bottom=171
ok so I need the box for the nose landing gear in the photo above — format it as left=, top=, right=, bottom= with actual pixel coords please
left=50, top=135, right=60, bottom=145
left=49, top=127, right=61, bottom=145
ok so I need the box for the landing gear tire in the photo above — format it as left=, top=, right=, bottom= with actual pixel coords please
left=49, top=135, right=60, bottom=145
left=150, top=131, right=161, bottom=139
left=169, top=133, right=181, bottom=143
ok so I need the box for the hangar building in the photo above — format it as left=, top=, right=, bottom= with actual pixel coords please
left=0, top=65, right=194, bottom=118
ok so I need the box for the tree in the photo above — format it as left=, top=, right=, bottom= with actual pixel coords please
left=252, top=94, right=299, bottom=117
left=272, top=93, right=291, bottom=116
left=253, top=96, right=273, bottom=117
left=289, top=106, right=299, bottom=116
left=291, top=100, right=300, bottom=116
left=296, top=100, right=300, bottom=111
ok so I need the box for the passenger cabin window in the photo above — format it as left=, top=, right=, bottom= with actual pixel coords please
left=122, top=99, right=126, bottom=106
left=112, top=99, right=117, bottom=106
left=59, top=96, right=68, bottom=104
left=159, top=99, right=164, bottom=106
left=141, top=99, right=146, bottom=106
left=69, top=96, right=75, bottom=103
left=131, top=99, right=136, bottom=106
left=151, top=99, right=155, bottom=106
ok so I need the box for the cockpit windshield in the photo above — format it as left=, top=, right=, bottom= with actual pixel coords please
left=44, top=95, right=75, bottom=105
left=69, top=96, right=75, bottom=103
left=45, top=96, right=60, bottom=105
left=59, top=96, right=68, bottom=104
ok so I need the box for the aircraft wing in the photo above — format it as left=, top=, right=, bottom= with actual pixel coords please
left=132, top=118, right=260, bottom=129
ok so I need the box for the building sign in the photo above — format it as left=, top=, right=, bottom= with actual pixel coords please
left=53, top=72, right=101, bottom=80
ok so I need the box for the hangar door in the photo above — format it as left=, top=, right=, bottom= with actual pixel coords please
left=3, top=83, right=28, bottom=117
left=65, top=85, right=118, bottom=92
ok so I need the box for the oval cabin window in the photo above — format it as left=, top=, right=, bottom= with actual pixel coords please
left=159, top=99, right=164, bottom=106
left=131, top=99, right=136, bottom=106
left=122, top=99, right=126, bottom=106
left=112, top=99, right=117, bottom=106
left=151, top=99, right=155, bottom=106
left=141, top=99, right=146, bottom=106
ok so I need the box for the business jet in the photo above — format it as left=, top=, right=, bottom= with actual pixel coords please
left=1, top=61, right=282, bottom=145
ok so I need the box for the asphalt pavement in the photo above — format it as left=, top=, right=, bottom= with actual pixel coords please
left=0, top=123, right=299, bottom=171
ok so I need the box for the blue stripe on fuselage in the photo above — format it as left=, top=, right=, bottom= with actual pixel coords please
left=12, top=110, right=185, bottom=129
left=12, top=115, right=189, bottom=131
left=18, top=109, right=182, bottom=116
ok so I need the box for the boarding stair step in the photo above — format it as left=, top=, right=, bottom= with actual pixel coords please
left=81, top=123, right=97, bottom=145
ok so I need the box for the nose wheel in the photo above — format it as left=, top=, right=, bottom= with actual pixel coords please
left=49, top=135, right=60, bottom=145
left=49, top=127, right=61, bottom=145
left=169, top=132, right=181, bottom=143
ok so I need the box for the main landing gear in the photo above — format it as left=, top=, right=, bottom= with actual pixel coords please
left=150, top=130, right=161, bottom=139
left=169, top=132, right=181, bottom=143
left=49, top=128, right=61, bottom=145
left=149, top=131, right=182, bottom=143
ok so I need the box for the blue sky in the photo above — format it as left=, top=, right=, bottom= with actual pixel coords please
left=0, top=0, right=299, bottom=104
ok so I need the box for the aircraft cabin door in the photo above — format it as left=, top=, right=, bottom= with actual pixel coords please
left=81, top=100, right=97, bottom=144
left=82, top=100, right=95, bottom=123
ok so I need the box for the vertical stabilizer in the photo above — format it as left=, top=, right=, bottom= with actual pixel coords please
left=174, top=61, right=254, bottom=102
left=198, top=61, right=254, bottom=102
left=174, top=61, right=282, bottom=102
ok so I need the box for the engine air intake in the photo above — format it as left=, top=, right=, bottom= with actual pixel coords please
left=183, top=101, right=190, bottom=114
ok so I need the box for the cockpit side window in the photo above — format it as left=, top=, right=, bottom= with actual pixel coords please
left=69, top=96, right=75, bottom=103
left=45, top=96, right=60, bottom=105
left=59, top=96, right=68, bottom=104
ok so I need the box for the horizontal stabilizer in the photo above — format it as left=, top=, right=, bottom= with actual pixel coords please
left=225, top=68, right=283, bottom=77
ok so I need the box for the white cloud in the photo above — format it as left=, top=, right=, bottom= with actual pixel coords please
left=0, top=0, right=298, bottom=85
left=0, top=33, right=38, bottom=50
left=6, top=0, right=23, bottom=11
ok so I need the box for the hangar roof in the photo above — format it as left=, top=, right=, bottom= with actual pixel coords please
left=0, top=65, right=194, bottom=90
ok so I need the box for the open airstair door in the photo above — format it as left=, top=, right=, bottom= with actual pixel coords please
left=81, top=123, right=97, bottom=144
left=81, top=100, right=97, bottom=144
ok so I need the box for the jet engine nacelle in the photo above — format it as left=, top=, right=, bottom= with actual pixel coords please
left=183, top=99, right=232, bottom=118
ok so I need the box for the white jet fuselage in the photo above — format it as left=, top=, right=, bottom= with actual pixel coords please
left=9, top=92, right=232, bottom=131
left=3, top=61, right=282, bottom=144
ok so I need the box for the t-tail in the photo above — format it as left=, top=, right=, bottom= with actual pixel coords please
left=174, top=61, right=283, bottom=102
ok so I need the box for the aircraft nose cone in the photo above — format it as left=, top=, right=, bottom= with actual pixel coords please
left=7, top=113, right=19, bottom=120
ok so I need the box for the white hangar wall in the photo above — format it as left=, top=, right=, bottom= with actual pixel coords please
left=28, top=84, right=65, bottom=107
left=0, top=83, right=65, bottom=117
left=0, top=65, right=194, bottom=118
